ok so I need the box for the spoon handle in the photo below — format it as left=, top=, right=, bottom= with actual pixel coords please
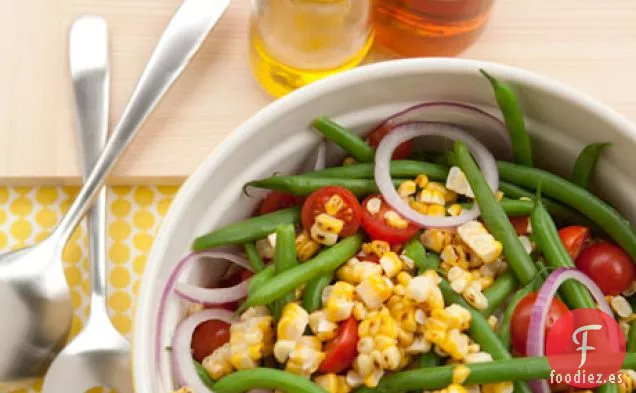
left=69, top=16, right=110, bottom=306
left=56, top=0, right=230, bottom=244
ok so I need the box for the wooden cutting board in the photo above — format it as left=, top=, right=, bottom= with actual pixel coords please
left=2, top=0, right=636, bottom=184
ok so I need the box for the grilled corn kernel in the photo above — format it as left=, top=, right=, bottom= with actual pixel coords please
left=343, top=157, right=357, bottom=166
left=465, top=351, right=493, bottom=363
left=442, top=245, right=470, bottom=271
left=311, top=223, right=339, bottom=245
left=273, top=339, right=296, bottom=363
left=428, top=204, right=447, bottom=217
left=374, top=335, right=396, bottom=351
left=415, top=174, right=430, bottom=189
left=421, top=229, right=453, bottom=253
left=353, top=302, right=368, bottom=321
left=364, top=369, right=385, bottom=388
left=397, top=328, right=415, bottom=347
left=365, top=197, right=382, bottom=215
left=382, top=346, right=402, bottom=370
left=463, top=282, right=488, bottom=310
left=379, top=251, right=403, bottom=277
left=610, top=295, right=633, bottom=318
left=316, top=213, right=345, bottom=235
left=419, top=188, right=446, bottom=206
left=406, top=274, right=437, bottom=303
left=440, top=329, right=470, bottom=360
left=309, top=310, right=338, bottom=341
left=447, top=384, right=469, bottom=393
left=619, top=320, right=631, bottom=338
left=356, top=276, right=393, bottom=309
left=487, top=315, right=498, bottom=330
left=256, top=238, right=274, bottom=260
left=314, top=374, right=351, bottom=393
left=409, top=200, right=429, bottom=214
left=277, top=302, right=309, bottom=340
left=357, top=336, right=375, bottom=354
left=623, top=281, right=636, bottom=297
left=326, top=281, right=356, bottom=321
left=406, top=336, right=432, bottom=354
left=457, top=221, right=502, bottom=264
left=495, top=191, right=504, bottom=201
left=448, top=266, right=473, bottom=293
left=362, top=240, right=391, bottom=258
left=325, top=194, right=345, bottom=216
left=384, top=210, right=410, bottom=229
left=203, top=343, right=234, bottom=380
left=479, top=276, right=494, bottom=290
left=447, top=204, right=463, bottom=216
left=398, top=180, right=417, bottom=198
left=338, top=260, right=383, bottom=285
left=354, top=353, right=374, bottom=376
left=296, top=230, right=322, bottom=261
left=446, top=166, right=474, bottom=197
left=452, top=365, right=471, bottom=384
left=482, top=381, right=513, bottom=393
left=345, top=370, right=365, bottom=389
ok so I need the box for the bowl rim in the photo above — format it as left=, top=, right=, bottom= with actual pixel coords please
left=132, top=57, right=636, bottom=393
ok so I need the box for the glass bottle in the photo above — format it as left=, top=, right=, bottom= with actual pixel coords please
left=373, top=0, right=495, bottom=57
left=249, top=0, right=374, bottom=98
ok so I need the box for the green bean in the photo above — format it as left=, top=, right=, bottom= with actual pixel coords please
left=303, top=273, right=333, bottom=313
left=498, top=161, right=636, bottom=262
left=192, top=207, right=301, bottom=251
left=354, top=354, right=636, bottom=393
left=403, top=237, right=440, bottom=274
left=628, top=320, right=636, bottom=352
left=194, top=360, right=216, bottom=388
left=305, top=161, right=449, bottom=181
left=244, top=242, right=265, bottom=273
left=417, top=352, right=441, bottom=368
left=499, top=182, right=594, bottom=227
left=482, top=269, right=519, bottom=316
left=597, top=384, right=618, bottom=393
left=213, top=368, right=328, bottom=393
left=455, top=141, right=538, bottom=284
left=239, top=234, right=362, bottom=312
left=499, top=198, right=534, bottom=216
left=531, top=198, right=596, bottom=309
left=573, top=142, right=610, bottom=189
left=248, top=265, right=275, bottom=295
left=312, top=116, right=375, bottom=163
left=247, top=176, right=404, bottom=197
left=480, top=69, right=533, bottom=167
left=498, top=282, right=536, bottom=348
left=272, top=224, right=299, bottom=319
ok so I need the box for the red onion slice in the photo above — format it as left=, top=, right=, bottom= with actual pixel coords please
left=373, top=101, right=513, bottom=160
left=374, top=122, right=499, bottom=228
left=175, top=279, right=249, bottom=306
left=526, top=267, right=613, bottom=393
left=156, top=252, right=251, bottom=374
left=314, top=140, right=327, bottom=171
left=171, top=309, right=234, bottom=392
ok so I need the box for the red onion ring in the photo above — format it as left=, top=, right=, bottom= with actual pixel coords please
left=171, top=309, right=234, bottom=392
left=526, top=267, right=614, bottom=393
left=374, top=122, right=499, bottom=228
left=313, top=140, right=327, bottom=171
left=155, top=252, right=252, bottom=375
left=372, top=101, right=513, bottom=160
left=175, top=279, right=249, bottom=306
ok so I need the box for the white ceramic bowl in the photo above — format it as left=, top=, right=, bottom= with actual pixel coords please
left=133, top=58, right=636, bottom=393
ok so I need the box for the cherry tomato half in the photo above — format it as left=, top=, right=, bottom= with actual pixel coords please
left=302, top=186, right=362, bottom=237
left=319, top=317, right=359, bottom=374
left=509, top=216, right=530, bottom=236
left=191, top=319, right=231, bottom=362
left=258, top=190, right=303, bottom=215
left=575, top=242, right=636, bottom=295
left=558, top=225, right=590, bottom=260
left=510, top=292, right=569, bottom=356
left=360, top=195, right=419, bottom=245
left=366, top=123, right=412, bottom=160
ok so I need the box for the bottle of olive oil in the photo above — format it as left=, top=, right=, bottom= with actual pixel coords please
left=249, top=0, right=374, bottom=97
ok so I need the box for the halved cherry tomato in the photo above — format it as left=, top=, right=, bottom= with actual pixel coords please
left=191, top=319, right=231, bottom=362
left=258, top=190, right=303, bottom=215
left=319, top=317, right=359, bottom=374
left=366, top=123, right=412, bottom=160
left=509, top=216, right=530, bottom=236
left=510, top=292, right=569, bottom=356
left=215, top=269, right=254, bottom=312
left=575, top=242, right=635, bottom=295
left=558, top=225, right=590, bottom=259
left=302, top=186, right=362, bottom=237
left=360, top=194, right=419, bottom=245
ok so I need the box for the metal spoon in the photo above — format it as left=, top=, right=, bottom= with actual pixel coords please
left=40, top=15, right=132, bottom=393
left=0, top=0, right=230, bottom=389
